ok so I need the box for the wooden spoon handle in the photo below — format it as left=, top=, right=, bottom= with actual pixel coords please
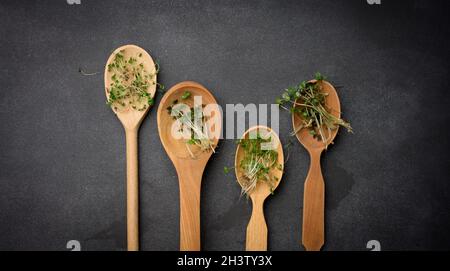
left=178, top=168, right=203, bottom=251
left=125, top=129, right=139, bottom=251
left=246, top=197, right=268, bottom=251
left=302, top=149, right=324, bottom=251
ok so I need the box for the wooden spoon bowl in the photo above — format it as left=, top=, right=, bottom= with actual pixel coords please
left=291, top=80, right=341, bottom=251
left=104, top=44, right=157, bottom=251
left=235, top=125, right=284, bottom=251
left=292, top=80, right=341, bottom=149
left=157, top=81, right=221, bottom=251
left=105, top=45, right=157, bottom=130
left=158, top=83, right=220, bottom=159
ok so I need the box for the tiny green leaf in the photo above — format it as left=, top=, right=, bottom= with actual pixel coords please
left=181, top=91, right=191, bottom=100
left=315, top=72, right=325, bottom=81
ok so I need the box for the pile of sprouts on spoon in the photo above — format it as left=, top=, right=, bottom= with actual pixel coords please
left=106, top=50, right=162, bottom=112
left=166, top=91, right=215, bottom=158
left=237, top=132, right=282, bottom=196
left=276, top=73, right=353, bottom=148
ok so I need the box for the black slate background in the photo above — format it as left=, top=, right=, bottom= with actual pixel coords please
left=0, top=0, right=449, bottom=251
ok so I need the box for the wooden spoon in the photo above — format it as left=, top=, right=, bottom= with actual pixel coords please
left=157, top=81, right=221, bottom=251
left=292, top=80, right=341, bottom=251
left=104, top=44, right=157, bottom=251
left=235, top=125, right=284, bottom=251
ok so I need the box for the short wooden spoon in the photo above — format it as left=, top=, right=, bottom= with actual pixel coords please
left=235, top=125, right=284, bottom=251
left=104, top=44, right=157, bottom=251
left=292, top=80, right=341, bottom=251
left=157, top=81, right=221, bottom=251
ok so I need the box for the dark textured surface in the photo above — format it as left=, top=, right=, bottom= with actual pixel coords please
left=0, top=0, right=449, bottom=251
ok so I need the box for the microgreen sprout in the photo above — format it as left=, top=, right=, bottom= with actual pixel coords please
left=223, top=166, right=234, bottom=174
left=181, top=91, right=191, bottom=100
left=78, top=67, right=99, bottom=76
left=105, top=50, right=162, bottom=112
left=237, top=133, right=281, bottom=197
left=276, top=73, right=352, bottom=148
left=168, top=92, right=214, bottom=158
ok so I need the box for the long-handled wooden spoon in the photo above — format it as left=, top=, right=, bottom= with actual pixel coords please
left=157, top=81, right=221, bottom=251
left=235, top=126, right=284, bottom=251
left=104, top=44, right=157, bottom=251
left=292, top=80, right=341, bottom=251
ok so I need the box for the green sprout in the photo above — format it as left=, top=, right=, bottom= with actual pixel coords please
left=276, top=73, right=352, bottom=148
left=106, top=51, right=163, bottom=112
left=168, top=94, right=214, bottom=159
left=237, top=133, right=281, bottom=196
